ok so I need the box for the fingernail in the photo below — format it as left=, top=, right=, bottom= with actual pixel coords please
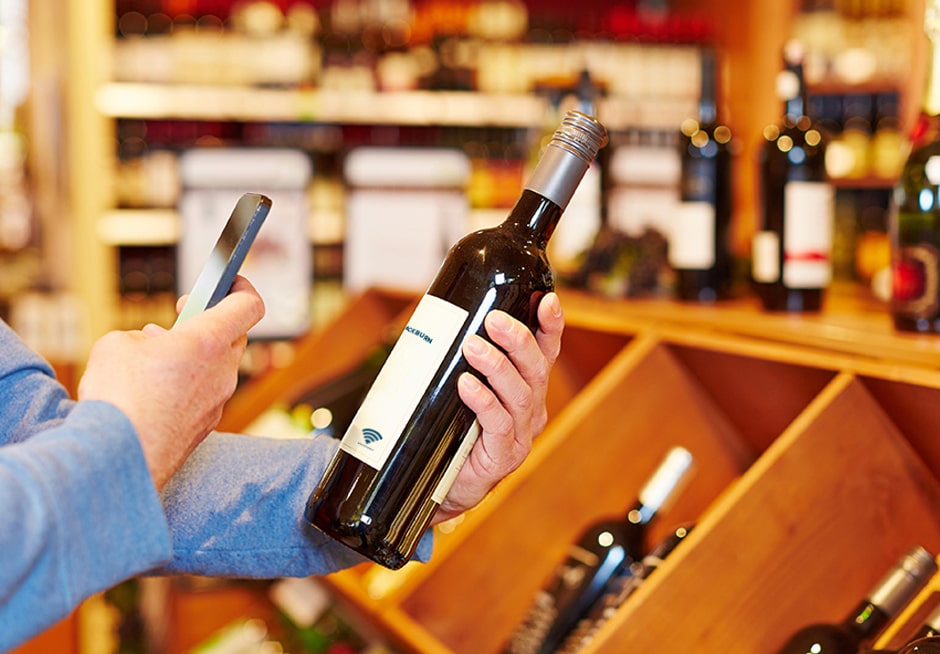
left=464, top=336, right=489, bottom=356
left=546, top=293, right=562, bottom=318
left=487, top=311, right=512, bottom=333
left=459, top=372, right=483, bottom=393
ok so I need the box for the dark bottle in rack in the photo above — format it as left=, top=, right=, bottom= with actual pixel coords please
left=502, top=446, right=694, bottom=654
left=304, top=110, right=608, bottom=570
left=772, top=545, right=938, bottom=654
left=751, top=40, right=834, bottom=313
left=671, top=46, right=734, bottom=303
left=889, top=0, right=940, bottom=333
left=291, top=340, right=392, bottom=439
left=868, top=601, right=940, bottom=653
left=556, top=522, right=694, bottom=654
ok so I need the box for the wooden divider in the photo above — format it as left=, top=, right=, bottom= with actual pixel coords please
left=394, top=335, right=754, bottom=653
left=585, top=373, right=940, bottom=653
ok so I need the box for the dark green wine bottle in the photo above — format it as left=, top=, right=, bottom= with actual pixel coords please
left=305, top=111, right=608, bottom=569
left=773, top=546, right=937, bottom=654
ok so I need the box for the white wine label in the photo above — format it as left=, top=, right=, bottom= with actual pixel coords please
left=751, top=230, right=780, bottom=283
left=339, top=295, right=469, bottom=469
left=431, top=421, right=480, bottom=504
left=782, top=181, right=834, bottom=289
left=669, top=201, right=716, bottom=269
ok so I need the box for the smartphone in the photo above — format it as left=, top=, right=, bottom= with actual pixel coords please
left=173, top=192, right=272, bottom=327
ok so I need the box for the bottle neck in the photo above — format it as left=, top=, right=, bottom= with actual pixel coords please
left=524, top=139, right=594, bottom=211
left=504, top=190, right=564, bottom=243
left=840, top=600, right=890, bottom=643
left=784, top=63, right=807, bottom=124
left=913, top=27, right=940, bottom=147
left=699, top=49, right=718, bottom=125
left=845, top=546, right=939, bottom=644
left=627, top=447, right=694, bottom=526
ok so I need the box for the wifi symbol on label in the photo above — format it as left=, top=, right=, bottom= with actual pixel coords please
left=361, top=428, right=383, bottom=445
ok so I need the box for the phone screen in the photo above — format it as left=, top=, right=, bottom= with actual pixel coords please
left=174, top=192, right=272, bottom=327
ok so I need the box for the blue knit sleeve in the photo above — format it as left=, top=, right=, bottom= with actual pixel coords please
left=0, top=401, right=172, bottom=651
left=157, top=431, right=434, bottom=578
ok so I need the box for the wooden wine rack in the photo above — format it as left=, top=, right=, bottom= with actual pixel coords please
left=217, top=285, right=940, bottom=654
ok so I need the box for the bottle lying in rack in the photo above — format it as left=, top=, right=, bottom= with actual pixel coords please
left=304, top=110, right=608, bottom=570
left=290, top=339, right=393, bottom=439
left=501, top=446, right=694, bottom=654
left=895, top=639, right=940, bottom=653
left=555, top=522, right=695, bottom=654
left=868, top=600, right=940, bottom=653
left=773, top=545, right=938, bottom=654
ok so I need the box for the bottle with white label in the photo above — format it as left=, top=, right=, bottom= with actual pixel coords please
left=502, top=447, right=694, bottom=654
left=671, top=47, right=734, bottom=303
left=752, top=41, right=834, bottom=312
left=890, top=0, right=940, bottom=332
left=305, top=111, right=608, bottom=569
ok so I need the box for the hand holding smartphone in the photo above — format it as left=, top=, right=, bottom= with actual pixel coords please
left=174, top=192, right=272, bottom=327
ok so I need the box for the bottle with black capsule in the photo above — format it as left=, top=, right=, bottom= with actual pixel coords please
left=773, top=545, right=938, bottom=654
left=751, top=40, right=834, bottom=312
left=671, top=46, right=734, bottom=303
left=305, top=110, right=608, bottom=570
left=556, top=522, right=695, bottom=654
left=502, top=446, right=694, bottom=654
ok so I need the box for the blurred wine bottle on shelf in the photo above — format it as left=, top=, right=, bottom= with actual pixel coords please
left=555, top=522, right=694, bottom=654
left=772, top=545, right=938, bottom=654
left=268, top=576, right=373, bottom=654
left=502, top=446, right=694, bottom=654
left=752, top=40, right=834, bottom=313
left=291, top=339, right=393, bottom=439
left=670, top=46, right=734, bottom=303
left=889, top=0, right=940, bottom=333
left=868, top=601, right=940, bottom=653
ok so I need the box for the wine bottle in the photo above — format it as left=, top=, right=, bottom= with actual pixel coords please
left=868, top=602, right=940, bottom=653
left=889, top=0, right=940, bottom=332
left=291, top=340, right=393, bottom=439
left=502, top=446, right=694, bottom=654
left=896, top=638, right=940, bottom=653
left=304, top=110, right=608, bottom=570
left=671, top=46, right=734, bottom=303
left=556, top=522, right=694, bottom=654
left=751, top=40, right=834, bottom=312
left=772, top=545, right=938, bottom=654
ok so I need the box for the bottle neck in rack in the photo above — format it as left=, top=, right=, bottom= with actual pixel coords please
left=840, top=601, right=889, bottom=643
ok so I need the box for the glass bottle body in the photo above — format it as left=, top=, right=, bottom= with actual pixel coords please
left=774, top=602, right=889, bottom=654
left=674, top=119, right=734, bottom=302
left=753, top=114, right=833, bottom=312
left=890, top=118, right=940, bottom=332
left=305, top=192, right=558, bottom=569
left=672, top=48, right=734, bottom=303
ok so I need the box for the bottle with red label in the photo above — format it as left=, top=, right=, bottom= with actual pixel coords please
left=889, top=0, right=940, bottom=332
left=751, top=40, right=834, bottom=312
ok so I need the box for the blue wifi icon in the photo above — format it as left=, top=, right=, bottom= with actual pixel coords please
left=361, top=428, right=383, bottom=445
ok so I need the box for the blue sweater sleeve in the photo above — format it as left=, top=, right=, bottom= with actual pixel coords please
left=0, top=402, right=171, bottom=651
left=0, top=321, right=171, bottom=649
left=157, top=430, right=434, bottom=578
